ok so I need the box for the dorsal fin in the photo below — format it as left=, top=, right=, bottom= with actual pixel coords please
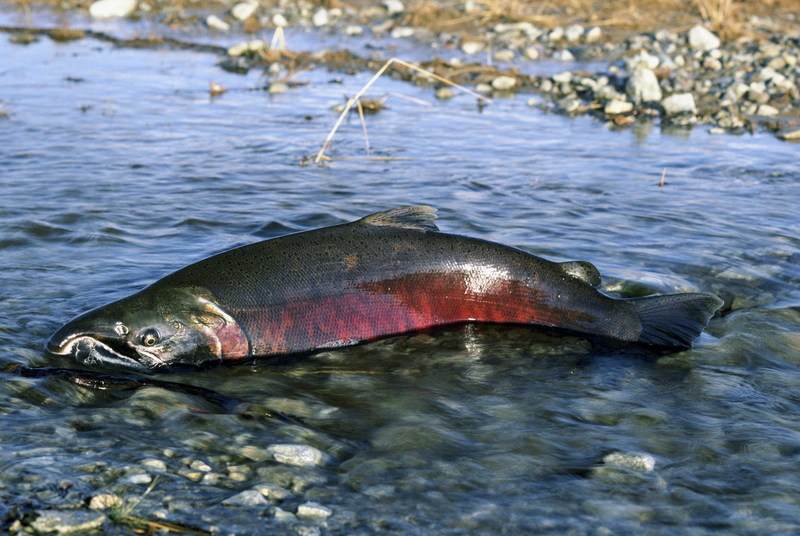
left=559, top=260, right=601, bottom=287
left=358, top=206, right=439, bottom=232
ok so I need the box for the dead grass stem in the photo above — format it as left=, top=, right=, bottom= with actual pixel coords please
left=314, top=57, right=492, bottom=164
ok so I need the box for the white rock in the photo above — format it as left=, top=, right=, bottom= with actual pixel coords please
left=547, top=26, right=564, bottom=42
left=661, top=93, right=696, bottom=115
left=267, top=444, right=326, bottom=467
left=227, top=40, right=266, bottom=57
left=435, top=87, right=455, bottom=99
left=240, top=445, right=270, bottom=462
left=491, top=75, right=516, bottom=91
left=141, top=458, right=167, bottom=472
left=604, top=99, right=633, bottom=114
left=383, top=0, right=404, bottom=15
left=222, top=490, right=269, bottom=506
left=603, top=452, right=656, bottom=472
left=254, top=483, right=291, bottom=500
left=756, top=104, right=779, bottom=116
left=391, top=26, right=415, bottom=38
left=231, top=0, right=258, bottom=21
left=89, top=0, right=136, bottom=19
left=206, top=15, right=230, bottom=32
left=523, top=46, right=539, bottom=60
left=297, top=502, right=333, bottom=520
left=625, top=51, right=659, bottom=71
left=564, top=24, right=584, bottom=42
left=553, top=49, right=575, bottom=62
left=89, top=494, right=123, bottom=510
left=585, top=26, right=602, bottom=42
left=125, top=473, right=152, bottom=485
left=344, top=24, right=363, bottom=36
left=493, top=50, right=514, bottom=62
left=268, top=82, right=289, bottom=94
left=687, top=25, right=720, bottom=51
left=552, top=71, right=572, bottom=84
left=190, top=459, right=212, bottom=472
left=312, top=8, right=329, bottom=27
left=272, top=13, right=288, bottom=27
left=627, top=66, right=662, bottom=103
left=461, top=41, right=484, bottom=55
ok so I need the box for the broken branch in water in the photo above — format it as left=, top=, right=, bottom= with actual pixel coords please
left=314, top=57, right=492, bottom=164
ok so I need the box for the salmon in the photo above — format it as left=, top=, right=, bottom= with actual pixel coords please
left=47, top=206, right=722, bottom=371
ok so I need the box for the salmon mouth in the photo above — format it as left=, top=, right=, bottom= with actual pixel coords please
left=47, top=334, right=161, bottom=371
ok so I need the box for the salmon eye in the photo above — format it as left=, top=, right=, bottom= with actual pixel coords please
left=140, top=328, right=161, bottom=347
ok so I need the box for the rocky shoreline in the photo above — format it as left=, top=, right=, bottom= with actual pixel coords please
left=7, top=0, right=799, bottom=142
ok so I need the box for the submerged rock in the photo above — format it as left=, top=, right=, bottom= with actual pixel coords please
left=223, top=489, right=269, bottom=506
left=267, top=444, right=327, bottom=467
left=29, top=510, right=105, bottom=534
left=296, top=502, right=333, bottom=520
left=491, top=76, right=517, bottom=91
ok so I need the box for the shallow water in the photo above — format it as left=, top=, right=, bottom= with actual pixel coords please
left=2, top=24, right=800, bottom=535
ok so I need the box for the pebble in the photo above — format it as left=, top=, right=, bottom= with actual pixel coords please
left=523, top=46, right=539, bottom=60
left=435, top=87, right=455, bottom=99
left=391, top=26, right=415, bottom=38
left=240, top=445, right=270, bottom=462
left=206, top=15, right=230, bottom=32
left=296, top=502, right=333, bottom=520
left=88, top=493, right=123, bottom=510
left=552, top=49, right=575, bottom=62
left=178, top=469, right=204, bottom=482
left=344, top=25, right=363, bottom=36
left=29, top=510, right=105, bottom=534
left=603, top=451, right=656, bottom=472
left=756, top=104, right=779, bottom=116
left=777, top=128, right=800, bottom=141
left=493, top=49, right=514, bottom=62
left=272, top=507, right=297, bottom=521
left=585, top=26, right=602, bottom=43
left=125, top=473, right=153, bottom=485
left=222, top=489, right=269, bottom=506
left=141, top=458, right=167, bottom=472
left=231, top=1, right=258, bottom=22
left=461, top=40, right=484, bottom=55
left=272, top=13, right=288, bottom=27
left=267, top=444, right=327, bottom=467
left=268, top=81, right=289, bottom=94
left=547, top=26, right=564, bottom=42
left=227, top=40, right=266, bottom=57
left=88, top=0, right=136, bottom=19
left=383, top=0, right=405, bottom=15
left=687, top=24, right=720, bottom=51
left=312, top=8, right=329, bottom=27
left=564, top=24, right=584, bottom=43
left=627, top=66, right=662, bottom=103
left=254, top=483, right=291, bottom=500
left=661, top=93, right=696, bottom=115
left=491, top=75, right=516, bottom=91
left=604, top=99, right=633, bottom=115
left=190, top=459, right=212, bottom=472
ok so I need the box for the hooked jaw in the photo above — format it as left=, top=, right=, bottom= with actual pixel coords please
left=46, top=318, right=162, bottom=372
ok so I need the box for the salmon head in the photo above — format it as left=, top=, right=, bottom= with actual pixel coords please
left=46, top=286, right=249, bottom=371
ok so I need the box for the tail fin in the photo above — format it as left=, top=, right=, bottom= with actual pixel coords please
left=629, top=293, right=723, bottom=349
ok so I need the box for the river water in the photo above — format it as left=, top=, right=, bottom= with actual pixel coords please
left=2, top=19, right=800, bottom=535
